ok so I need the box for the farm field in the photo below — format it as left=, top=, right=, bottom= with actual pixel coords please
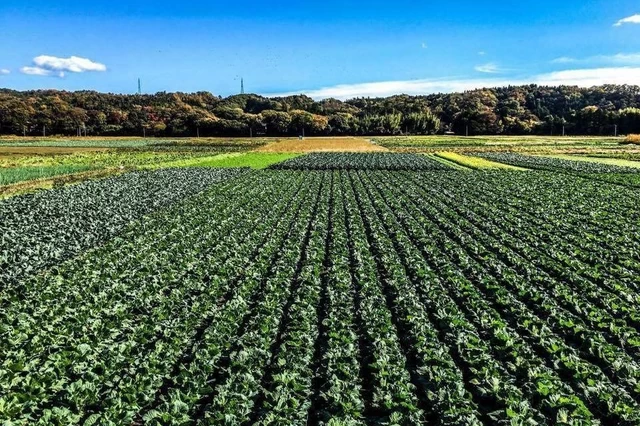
left=0, top=138, right=263, bottom=196
left=373, top=135, right=640, bottom=156
left=0, top=164, right=97, bottom=186
left=373, top=135, right=624, bottom=148
left=154, top=152, right=302, bottom=169
left=2, top=152, right=640, bottom=424
left=474, top=152, right=640, bottom=174
left=433, top=152, right=525, bottom=170
left=256, top=137, right=387, bottom=152
left=546, top=154, right=640, bottom=168
left=0, top=136, right=267, bottom=150
left=270, top=152, right=449, bottom=170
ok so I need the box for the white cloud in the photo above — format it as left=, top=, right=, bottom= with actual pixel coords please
left=552, top=52, right=640, bottom=65
left=478, top=51, right=486, bottom=56
left=474, top=63, right=501, bottom=73
left=267, top=67, right=640, bottom=100
left=534, top=67, right=640, bottom=86
left=614, top=14, right=640, bottom=27
left=551, top=57, right=577, bottom=64
left=0, top=69, right=9, bottom=75
left=269, top=77, right=517, bottom=100
left=21, top=66, right=52, bottom=76
left=20, top=55, right=106, bottom=77
left=421, top=42, right=428, bottom=49
left=33, top=55, right=106, bottom=73
left=601, top=53, right=640, bottom=64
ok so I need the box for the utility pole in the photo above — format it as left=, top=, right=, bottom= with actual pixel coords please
left=43, top=125, right=46, bottom=137
left=302, top=127, right=305, bottom=139
left=250, top=127, right=253, bottom=138
left=197, top=127, right=200, bottom=138
left=23, top=126, right=26, bottom=137
left=138, top=78, right=142, bottom=95
left=615, top=124, right=618, bottom=137
left=241, top=78, right=244, bottom=95
left=562, top=125, right=565, bottom=137
left=143, top=127, right=146, bottom=138
left=465, top=125, right=469, bottom=137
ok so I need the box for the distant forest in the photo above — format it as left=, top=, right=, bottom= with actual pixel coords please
left=1, top=84, right=640, bottom=137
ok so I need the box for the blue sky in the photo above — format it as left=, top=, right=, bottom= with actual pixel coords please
left=1, top=0, right=639, bottom=99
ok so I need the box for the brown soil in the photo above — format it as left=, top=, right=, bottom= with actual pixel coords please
left=256, top=137, right=388, bottom=153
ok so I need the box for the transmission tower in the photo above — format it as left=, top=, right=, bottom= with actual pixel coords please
left=241, top=78, right=244, bottom=94
left=138, top=78, right=142, bottom=95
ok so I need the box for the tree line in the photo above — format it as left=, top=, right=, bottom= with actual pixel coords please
left=0, top=84, right=639, bottom=137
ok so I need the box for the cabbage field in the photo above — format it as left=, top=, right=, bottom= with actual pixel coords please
left=1, top=153, right=640, bottom=425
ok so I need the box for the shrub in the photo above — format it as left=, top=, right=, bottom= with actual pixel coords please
left=624, top=134, right=640, bottom=144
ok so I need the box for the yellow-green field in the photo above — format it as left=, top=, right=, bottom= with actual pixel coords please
left=149, top=152, right=301, bottom=169
left=435, top=152, right=527, bottom=170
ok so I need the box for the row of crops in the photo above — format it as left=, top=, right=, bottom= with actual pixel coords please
left=2, top=166, right=640, bottom=424
left=0, top=168, right=248, bottom=285
left=475, top=152, right=640, bottom=173
left=269, top=152, right=450, bottom=170
left=473, top=152, right=640, bottom=187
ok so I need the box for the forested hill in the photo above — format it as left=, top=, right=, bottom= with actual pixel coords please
left=1, top=84, right=639, bottom=137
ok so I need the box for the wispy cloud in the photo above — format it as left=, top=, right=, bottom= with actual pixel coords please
left=600, top=53, right=640, bottom=64
left=551, top=57, right=577, bottom=64
left=478, top=51, right=486, bottom=56
left=535, top=67, right=640, bottom=86
left=474, top=63, right=502, bottom=73
left=269, top=77, right=516, bottom=100
left=20, top=55, right=107, bottom=77
left=421, top=42, right=428, bottom=49
left=552, top=52, right=640, bottom=65
left=21, top=66, right=52, bottom=76
left=0, top=69, right=10, bottom=75
left=614, top=14, right=640, bottom=27
left=267, top=67, right=640, bottom=100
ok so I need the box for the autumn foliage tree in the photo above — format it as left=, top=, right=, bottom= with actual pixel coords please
left=0, top=84, right=639, bottom=136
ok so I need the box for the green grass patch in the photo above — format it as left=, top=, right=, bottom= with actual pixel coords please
left=436, top=152, right=526, bottom=170
left=0, top=164, right=97, bottom=185
left=0, top=150, right=220, bottom=169
left=151, top=153, right=244, bottom=168
left=155, top=152, right=301, bottom=169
